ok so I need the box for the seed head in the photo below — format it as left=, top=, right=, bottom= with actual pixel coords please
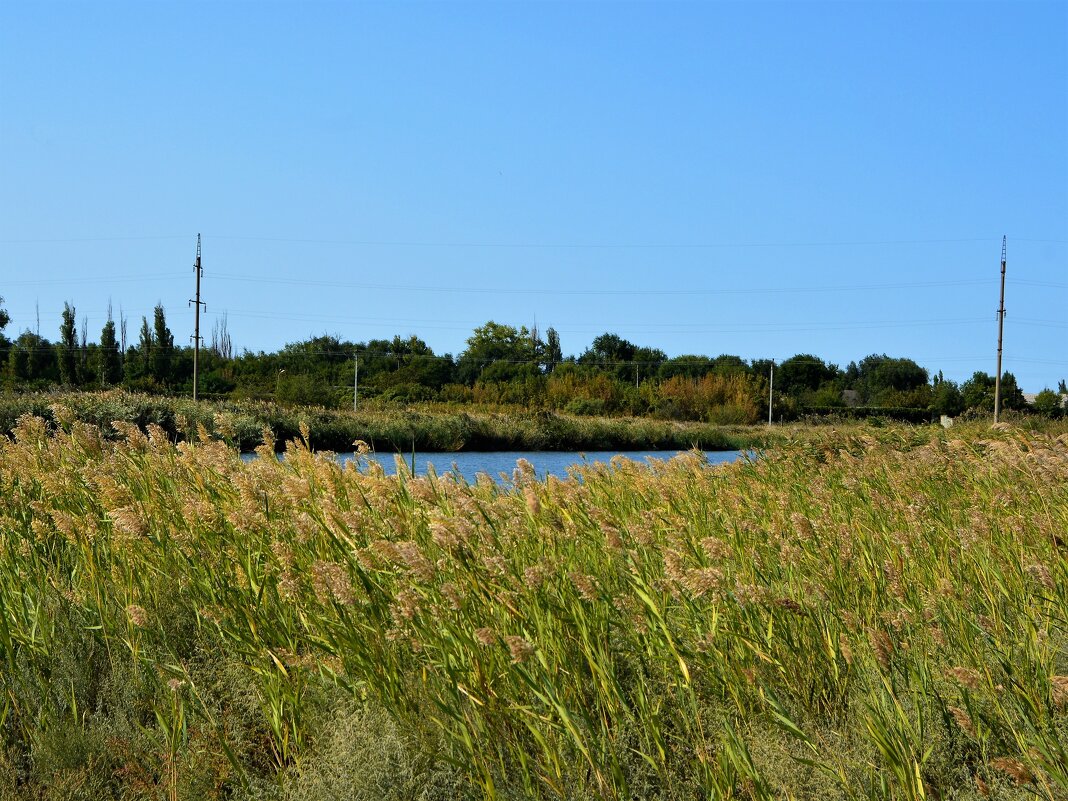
left=524, top=486, right=541, bottom=516
left=949, top=706, right=975, bottom=737
left=523, top=565, right=548, bottom=590
left=1025, top=563, right=1054, bottom=590
left=391, top=589, right=421, bottom=623
left=569, top=571, right=598, bottom=602
left=310, top=560, right=355, bottom=605
left=394, top=541, right=435, bottom=583
left=505, top=635, right=535, bottom=664
left=683, top=567, right=723, bottom=599
left=838, top=634, right=853, bottom=666
left=440, top=582, right=464, bottom=611
left=869, top=629, right=894, bottom=671
left=990, top=757, right=1034, bottom=785
left=700, top=537, right=730, bottom=561
left=126, top=605, right=149, bottom=627
left=1051, top=675, right=1068, bottom=709
left=429, top=517, right=459, bottom=549
left=947, top=666, right=982, bottom=691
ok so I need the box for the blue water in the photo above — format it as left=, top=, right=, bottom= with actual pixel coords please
left=243, top=449, right=745, bottom=483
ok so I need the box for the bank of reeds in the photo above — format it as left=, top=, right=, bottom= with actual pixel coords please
left=0, top=410, right=1064, bottom=799
left=0, top=390, right=760, bottom=453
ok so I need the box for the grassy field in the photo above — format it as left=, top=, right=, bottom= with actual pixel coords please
left=0, top=409, right=1065, bottom=799
left=0, top=390, right=765, bottom=453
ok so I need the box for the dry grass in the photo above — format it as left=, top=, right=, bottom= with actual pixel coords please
left=0, top=409, right=1064, bottom=799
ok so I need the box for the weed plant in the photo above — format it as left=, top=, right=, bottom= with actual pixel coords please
left=0, top=408, right=1064, bottom=799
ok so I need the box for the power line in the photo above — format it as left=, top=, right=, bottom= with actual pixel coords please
left=1014, top=279, right=1068, bottom=289
left=200, top=234, right=1003, bottom=249
left=207, top=307, right=995, bottom=334
left=1, top=273, right=185, bottom=287
left=211, top=272, right=994, bottom=296
left=0, top=236, right=191, bottom=244
left=5, top=233, right=1064, bottom=248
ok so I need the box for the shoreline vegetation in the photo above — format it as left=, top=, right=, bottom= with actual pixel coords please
left=4, top=305, right=1064, bottom=429
left=0, top=415, right=1063, bottom=798
left=0, top=390, right=771, bottom=454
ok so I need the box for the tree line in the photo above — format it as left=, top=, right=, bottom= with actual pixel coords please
left=1, top=296, right=1064, bottom=423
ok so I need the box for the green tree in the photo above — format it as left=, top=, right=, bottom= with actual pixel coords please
left=961, top=371, right=995, bottom=411
left=998, top=372, right=1027, bottom=411
left=275, top=372, right=337, bottom=407
left=0, top=296, right=10, bottom=365
left=929, top=379, right=964, bottom=416
left=99, top=318, right=122, bottom=385
left=364, top=335, right=453, bottom=395
left=581, top=333, right=663, bottom=383
left=7, top=338, right=28, bottom=384
left=124, top=316, right=154, bottom=384
left=543, top=327, right=562, bottom=373
left=581, top=333, right=636, bottom=365
left=8, top=331, right=58, bottom=385
left=634, top=346, right=666, bottom=384
left=658, top=355, right=714, bottom=380
left=777, top=354, right=838, bottom=396
left=1032, top=388, right=1064, bottom=418
left=457, top=321, right=538, bottom=384
left=711, top=354, right=747, bottom=374
left=58, top=302, right=79, bottom=385
left=150, top=304, right=174, bottom=385
left=960, top=371, right=1024, bottom=412
left=847, top=354, right=927, bottom=404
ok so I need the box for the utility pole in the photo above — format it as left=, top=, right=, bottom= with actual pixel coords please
left=994, top=236, right=1006, bottom=423
left=353, top=353, right=359, bottom=411
left=768, top=360, right=775, bottom=426
left=189, top=234, right=205, bottom=400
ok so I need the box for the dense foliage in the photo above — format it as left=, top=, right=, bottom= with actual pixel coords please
left=0, top=414, right=1065, bottom=799
left=0, top=297, right=1063, bottom=422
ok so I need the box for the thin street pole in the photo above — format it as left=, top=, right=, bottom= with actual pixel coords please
left=768, top=360, right=774, bottom=426
left=190, top=234, right=204, bottom=401
left=354, top=354, right=359, bottom=411
left=994, top=236, right=1006, bottom=423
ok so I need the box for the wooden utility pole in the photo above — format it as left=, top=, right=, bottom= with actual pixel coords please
left=994, top=236, right=1006, bottom=423
left=354, top=353, right=359, bottom=410
left=190, top=234, right=205, bottom=400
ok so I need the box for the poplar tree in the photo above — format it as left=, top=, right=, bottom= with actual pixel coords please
left=150, top=304, right=174, bottom=385
left=544, top=327, right=562, bottom=373
left=0, top=296, right=9, bottom=363
left=58, top=302, right=78, bottom=385
left=99, top=318, right=121, bottom=385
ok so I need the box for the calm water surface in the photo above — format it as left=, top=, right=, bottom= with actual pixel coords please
left=243, top=449, right=745, bottom=483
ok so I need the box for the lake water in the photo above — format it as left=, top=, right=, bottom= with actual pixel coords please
left=243, top=449, right=745, bottom=483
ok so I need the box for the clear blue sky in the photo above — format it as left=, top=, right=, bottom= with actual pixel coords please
left=1, top=0, right=1065, bottom=389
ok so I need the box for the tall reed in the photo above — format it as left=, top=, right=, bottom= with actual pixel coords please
left=0, top=409, right=1063, bottom=799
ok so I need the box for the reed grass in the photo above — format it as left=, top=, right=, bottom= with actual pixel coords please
left=0, top=390, right=763, bottom=453
left=0, top=408, right=1064, bottom=799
